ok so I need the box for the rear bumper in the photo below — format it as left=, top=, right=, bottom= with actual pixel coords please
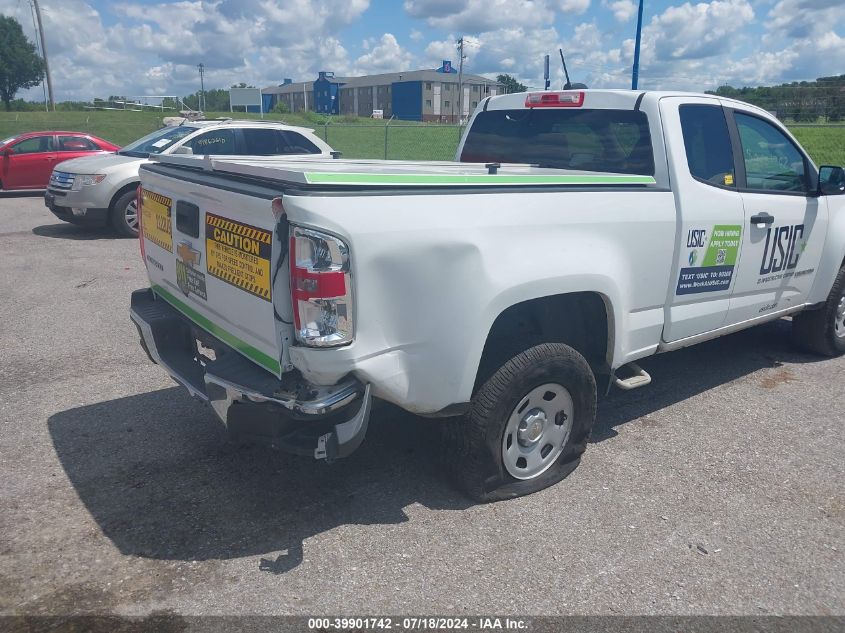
left=129, top=288, right=371, bottom=461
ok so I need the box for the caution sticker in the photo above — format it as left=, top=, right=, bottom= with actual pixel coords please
left=141, top=189, right=173, bottom=252
left=205, top=213, right=272, bottom=301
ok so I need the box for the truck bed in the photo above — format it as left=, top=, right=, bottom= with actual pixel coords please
left=149, top=154, right=658, bottom=189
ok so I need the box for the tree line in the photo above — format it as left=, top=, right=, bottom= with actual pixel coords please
left=708, top=75, right=845, bottom=122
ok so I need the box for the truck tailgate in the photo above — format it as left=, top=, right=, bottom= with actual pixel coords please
left=138, top=168, right=288, bottom=378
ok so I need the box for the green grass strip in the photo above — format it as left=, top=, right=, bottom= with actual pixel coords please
left=303, top=172, right=657, bottom=186
left=152, top=284, right=281, bottom=375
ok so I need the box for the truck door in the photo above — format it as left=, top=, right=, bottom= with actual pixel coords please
left=721, top=108, right=828, bottom=326
left=661, top=98, right=745, bottom=342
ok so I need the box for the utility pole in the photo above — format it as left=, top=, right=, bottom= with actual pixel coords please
left=456, top=36, right=465, bottom=124
left=631, top=0, right=644, bottom=89
left=31, top=0, right=54, bottom=111
left=197, top=63, right=206, bottom=111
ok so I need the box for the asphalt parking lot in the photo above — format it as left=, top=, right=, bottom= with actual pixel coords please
left=0, top=193, right=843, bottom=619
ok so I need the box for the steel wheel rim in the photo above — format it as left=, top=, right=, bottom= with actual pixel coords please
left=502, top=382, right=574, bottom=480
left=125, top=199, right=138, bottom=230
left=835, top=293, right=845, bottom=339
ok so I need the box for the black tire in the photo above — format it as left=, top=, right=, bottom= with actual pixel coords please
left=792, top=265, right=845, bottom=356
left=443, top=343, right=597, bottom=502
left=109, top=189, right=139, bottom=238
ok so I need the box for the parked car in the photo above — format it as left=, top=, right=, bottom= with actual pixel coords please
left=44, top=120, right=334, bottom=237
left=130, top=89, right=845, bottom=501
left=0, top=132, right=118, bottom=191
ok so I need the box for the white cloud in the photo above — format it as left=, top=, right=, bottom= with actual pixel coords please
left=407, top=0, right=554, bottom=31
left=354, top=34, right=416, bottom=74
left=554, top=0, right=591, bottom=14
left=644, top=0, right=755, bottom=62
left=603, top=0, right=638, bottom=22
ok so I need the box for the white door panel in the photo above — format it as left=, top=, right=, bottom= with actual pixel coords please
left=660, top=97, right=744, bottom=342
left=723, top=109, right=828, bottom=326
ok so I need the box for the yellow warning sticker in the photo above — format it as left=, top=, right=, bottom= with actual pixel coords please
left=141, top=189, right=172, bottom=252
left=724, top=173, right=734, bottom=186
left=205, top=213, right=272, bottom=301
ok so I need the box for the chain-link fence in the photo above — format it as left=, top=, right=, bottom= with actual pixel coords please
left=0, top=116, right=466, bottom=161
left=316, top=123, right=465, bottom=161
left=3, top=115, right=843, bottom=165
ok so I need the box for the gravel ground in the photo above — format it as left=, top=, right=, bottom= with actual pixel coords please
left=0, top=194, right=842, bottom=619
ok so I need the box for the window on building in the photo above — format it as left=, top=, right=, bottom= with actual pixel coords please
left=426, top=82, right=432, bottom=90
left=425, top=99, right=432, bottom=108
left=471, top=101, right=478, bottom=109
left=445, top=100, right=450, bottom=108
left=679, top=104, right=736, bottom=187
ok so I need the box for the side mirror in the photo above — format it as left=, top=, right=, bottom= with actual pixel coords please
left=171, top=146, right=194, bottom=155
left=818, top=165, right=845, bottom=196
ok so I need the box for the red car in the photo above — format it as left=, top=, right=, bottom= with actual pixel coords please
left=0, top=131, right=119, bottom=190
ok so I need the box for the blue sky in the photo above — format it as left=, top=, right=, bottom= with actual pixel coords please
left=1, top=0, right=842, bottom=102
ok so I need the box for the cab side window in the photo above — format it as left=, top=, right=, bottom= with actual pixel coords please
left=187, top=129, right=237, bottom=155
left=734, top=113, right=808, bottom=193
left=11, top=136, right=54, bottom=154
left=679, top=104, right=735, bottom=187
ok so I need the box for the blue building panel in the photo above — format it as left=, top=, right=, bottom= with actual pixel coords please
left=313, top=71, right=342, bottom=114
left=392, top=81, right=422, bottom=121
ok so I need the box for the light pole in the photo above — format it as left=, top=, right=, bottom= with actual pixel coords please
left=456, top=36, right=466, bottom=124
left=197, top=63, right=206, bottom=111
left=31, top=0, right=54, bottom=111
left=631, top=0, right=644, bottom=89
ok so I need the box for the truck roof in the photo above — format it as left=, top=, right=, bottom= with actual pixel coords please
left=485, top=88, right=768, bottom=117
left=148, top=154, right=657, bottom=188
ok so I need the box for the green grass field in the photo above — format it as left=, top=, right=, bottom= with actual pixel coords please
left=2, top=110, right=843, bottom=165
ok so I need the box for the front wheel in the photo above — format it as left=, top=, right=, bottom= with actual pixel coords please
left=443, top=343, right=597, bottom=502
left=792, top=265, right=845, bottom=357
left=110, top=189, right=139, bottom=238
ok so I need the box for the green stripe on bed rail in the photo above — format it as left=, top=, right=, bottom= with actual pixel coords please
left=302, top=172, right=657, bottom=186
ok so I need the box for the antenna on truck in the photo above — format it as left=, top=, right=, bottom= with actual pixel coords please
left=559, top=49, right=572, bottom=90
left=559, top=49, right=589, bottom=90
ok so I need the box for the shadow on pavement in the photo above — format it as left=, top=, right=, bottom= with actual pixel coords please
left=592, top=318, right=826, bottom=441
left=32, top=223, right=114, bottom=240
left=48, top=389, right=471, bottom=568
left=0, top=189, right=44, bottom=198
left=48, top=318, right=828, bottom=569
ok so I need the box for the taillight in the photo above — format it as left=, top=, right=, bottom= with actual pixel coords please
left=524, top=91, right=584, bottom=108
left=289, top=226, right=353, bottom=347
left=137, top=184, right=145, bottom=262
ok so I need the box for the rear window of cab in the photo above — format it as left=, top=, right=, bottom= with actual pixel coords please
left=460, top=108, right=655, bottom=175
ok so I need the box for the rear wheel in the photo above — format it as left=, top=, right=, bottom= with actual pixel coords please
left=110, top=189, right=139, bottom=237
left=792, top=265, right=845, bottom=356
left=443, top=343, right=597, bottom=502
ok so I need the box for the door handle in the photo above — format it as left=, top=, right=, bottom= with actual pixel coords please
left=750, top=213, right=775, bottom=227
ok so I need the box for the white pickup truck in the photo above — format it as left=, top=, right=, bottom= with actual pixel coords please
left=130, top=90, right=845, bottom=501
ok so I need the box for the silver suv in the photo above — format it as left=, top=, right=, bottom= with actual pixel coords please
left=44, top=120, right=334, bottom=236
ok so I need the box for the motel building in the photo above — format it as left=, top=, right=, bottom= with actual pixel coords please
left=264, top=61, right=503, bottom=123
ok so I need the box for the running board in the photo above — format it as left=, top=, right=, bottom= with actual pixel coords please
left=613, top=362, right=652, bottom=391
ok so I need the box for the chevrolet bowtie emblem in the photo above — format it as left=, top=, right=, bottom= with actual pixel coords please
left=177, top=241, right=201, bottom=267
